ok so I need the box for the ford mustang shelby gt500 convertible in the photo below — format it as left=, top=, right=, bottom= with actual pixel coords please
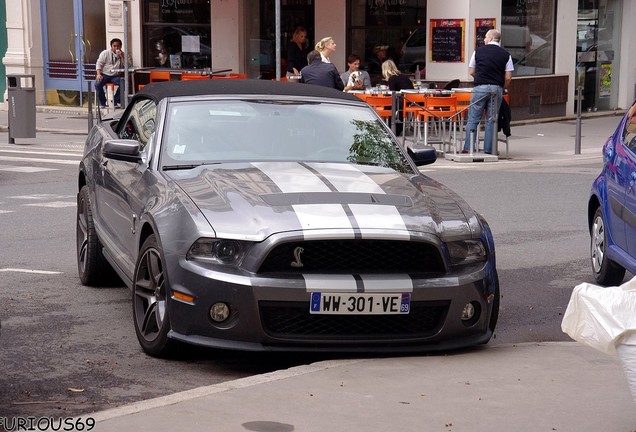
left=76, top=80, right=499, bottom=357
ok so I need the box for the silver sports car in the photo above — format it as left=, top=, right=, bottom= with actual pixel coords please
left=76, top=80, right=499, bottom=357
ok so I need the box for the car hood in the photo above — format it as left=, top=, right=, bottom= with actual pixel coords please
left=166, top=162, right=474, bottom=241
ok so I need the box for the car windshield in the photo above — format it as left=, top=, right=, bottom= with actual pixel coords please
left=160, top=99, right=413, bottom=173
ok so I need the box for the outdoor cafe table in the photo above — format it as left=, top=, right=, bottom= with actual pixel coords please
left=348, top=88, right=458, bottom=142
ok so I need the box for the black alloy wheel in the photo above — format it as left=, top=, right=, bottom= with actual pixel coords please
left=132, top=234, right=174, bottom=357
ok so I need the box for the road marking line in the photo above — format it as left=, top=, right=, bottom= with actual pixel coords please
left=0, top=268, right=62, bottom=274
left=10, top=194, right=75, bottom=200
left=0, top=166, right=57, bottom=173
left=0, top=149, right=83, bottom=157
left=0, top=155, right=79, bottom=165
left=24, top=201, right=76, bottom=208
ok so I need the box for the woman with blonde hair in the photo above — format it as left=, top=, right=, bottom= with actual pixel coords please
left=381, top=60, right=412, bottom=135
left=315, top=37, right=337, bottom=63
left=381, top=59, right=413, bottom=92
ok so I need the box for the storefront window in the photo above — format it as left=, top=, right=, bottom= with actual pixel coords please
left=142, top=0, right=211, bottom=69
left=501, top=0, right=555, bottom=77
left=576, top=0, right=622, bottom=112
left=347, top=0, right=426, bottom=85
left=244, top=0, right=314, bottom=79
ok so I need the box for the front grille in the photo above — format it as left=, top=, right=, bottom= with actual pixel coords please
left=259, top=301, right=449, bottom=340
left=258, top=239, right=444, bottom=274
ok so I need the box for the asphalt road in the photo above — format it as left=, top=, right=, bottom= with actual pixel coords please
left=0, top=132, right=622, bottom=421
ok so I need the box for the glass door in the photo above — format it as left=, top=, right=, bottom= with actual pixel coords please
left=576, top=0, right=622, bottom=112
left=42, top=0, right=105, bottom=106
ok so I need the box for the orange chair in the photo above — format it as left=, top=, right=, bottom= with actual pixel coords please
left=149, top=70, right=171, bottom=82
left=181, top=72, right=209, bottom=80
left=417, top=95, right=458, bottom=152
left=353, top=93, right=369, bottom=101
left=365, top=95, right=393, bottom=123
left=139, top=70, right=172, bottom=91
left=402, top=93, right=427, bottom=136
left=453, top=91, right=472, bottom=147
left=212, top=73, right=248, bottom=80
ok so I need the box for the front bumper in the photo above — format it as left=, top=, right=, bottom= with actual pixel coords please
left=164, top=253, right=498, bottom=353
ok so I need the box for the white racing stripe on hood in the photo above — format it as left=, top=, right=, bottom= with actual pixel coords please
left=308, top=163, right=410, bottom=238
left=253, top=162, right=356, bottom=233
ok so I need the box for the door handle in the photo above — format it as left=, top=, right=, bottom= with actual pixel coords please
left=80, top=34, right=86, bottom=64
left=69, top=32, right=77, bottom=63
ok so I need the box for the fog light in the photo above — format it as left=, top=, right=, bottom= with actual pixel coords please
left=209, top=303, right=230, bottom=323
left=461, top=303, right=475, bottom=321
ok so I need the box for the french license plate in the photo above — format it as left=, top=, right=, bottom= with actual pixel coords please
left=309, top=292, right=411, bottom=315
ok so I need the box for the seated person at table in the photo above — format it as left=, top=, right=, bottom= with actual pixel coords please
left=300, top=50, right=344, bottom=90
left=341, top=54, right=371, bottom=91
left=381, top=60, right=413, bottom=136
left=381, top=59, right=414, bottom=92
left=95, top=38, right=125, bottom=108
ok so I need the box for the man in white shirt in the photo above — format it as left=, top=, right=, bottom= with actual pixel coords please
left=95, top=38, right=124, bottom=108
left=462, top=29, right=514, bottom=154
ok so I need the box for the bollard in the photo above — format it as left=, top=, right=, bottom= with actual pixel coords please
left=491, top=90, right=499, bottom=156
left=575, top=86, right=582, bottom=155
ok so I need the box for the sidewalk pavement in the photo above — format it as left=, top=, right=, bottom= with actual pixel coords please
left=87, top=342, right=636, bottom=432
left=4, top=106, right=636, bottom=431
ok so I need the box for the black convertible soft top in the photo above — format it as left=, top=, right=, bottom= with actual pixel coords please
left=134, top=78, right=360, bottom=104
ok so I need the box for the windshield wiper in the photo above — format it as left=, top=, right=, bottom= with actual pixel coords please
left=162, top=162, right=220, bottom=171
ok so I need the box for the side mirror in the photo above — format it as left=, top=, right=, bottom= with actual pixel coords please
left=408, top=146, right=437, bottom=166
left=103, top=139, right=142, bottom=163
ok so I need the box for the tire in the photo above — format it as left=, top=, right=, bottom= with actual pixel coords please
left=76, top=185, right=115, bottom=286
left=590, top=207, right=625, bottom=286
left=132, top=234, right=174, bottom=357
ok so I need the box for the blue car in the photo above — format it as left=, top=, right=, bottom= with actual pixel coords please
left=589, top=99, right=636, bottom=285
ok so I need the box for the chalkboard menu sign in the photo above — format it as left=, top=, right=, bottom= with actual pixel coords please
left=430, top=19, right=465, bottom=63
left=475, top=19, right=495, bottom=48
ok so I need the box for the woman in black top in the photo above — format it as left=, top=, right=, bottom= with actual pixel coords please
left=382, top=59, right=414, bottom=92
left=287, top=27, right=309, bottom=75
left=382, top=60, right=413, bottom=135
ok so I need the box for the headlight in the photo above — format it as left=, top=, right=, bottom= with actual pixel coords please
left=186, top=238, right=248, bottom=265
left=447, top=240, right=487, bottom=266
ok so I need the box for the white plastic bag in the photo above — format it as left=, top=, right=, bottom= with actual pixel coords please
left=616, top=333, right=636, bottom=403
left=561, top=277, right=636, bottom=355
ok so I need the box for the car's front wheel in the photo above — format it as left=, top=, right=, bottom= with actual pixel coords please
left=591, top=207, right=625, bottom=286
left=76, top=185, right=115, bottom=286
left=132, top=234, right=174, bottom=357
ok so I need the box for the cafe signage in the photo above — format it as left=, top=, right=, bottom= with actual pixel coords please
left=430, top=19, right=465, bottom=63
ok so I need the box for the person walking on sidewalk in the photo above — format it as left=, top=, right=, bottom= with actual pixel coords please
left=95, top=38, right=125, bottom=109
left=462, top=29, right=513, bottom=154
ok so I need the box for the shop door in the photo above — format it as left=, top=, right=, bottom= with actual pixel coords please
left=575, top=0, right=622, bottom=112
left=42, top=0, right=105, bottom=106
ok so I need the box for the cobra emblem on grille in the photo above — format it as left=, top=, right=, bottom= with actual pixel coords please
left=290, top=247, right=304, bottom=268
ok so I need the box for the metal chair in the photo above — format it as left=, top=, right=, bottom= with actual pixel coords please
left=417, top=95, right=458, bottom=152
left=402, top=93, right=427, bottom=137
